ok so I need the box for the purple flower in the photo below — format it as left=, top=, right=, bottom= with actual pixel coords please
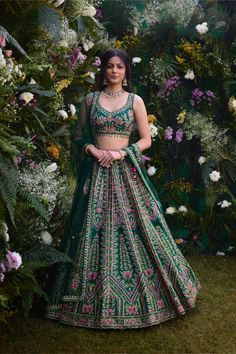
left=68, top=47, right=87, bottom=69
left=5, top=250, right=22, bottom=271
left=157, top=76, right=181, bottom=97
left=206, top=90, right=215, bottom=98
left=191, top=88, right=216, bottom=106
left=175, top=128, right=184, bottom=143
left=0, top=262, right=6, bottom=273
left=165, top=126, right=174, bottom=140
left=141, top=154, right=151, bottom=161
left=95, top=8, right=102, bottom=19
left=0, top=273, right=5, bottom=283
left=92, top=56, right=101, bottom=67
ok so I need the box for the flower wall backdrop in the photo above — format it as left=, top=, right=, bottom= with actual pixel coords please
left=0, top=0, right=235, bottom=323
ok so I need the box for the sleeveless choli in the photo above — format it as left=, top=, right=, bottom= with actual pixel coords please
left=45, top=91, right=201, bottom=329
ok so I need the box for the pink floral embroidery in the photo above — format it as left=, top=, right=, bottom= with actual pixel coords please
left=126, top=305, right=138, bottom=315
left=122, top=270, right=133, bottom=279
left=102, top=308, right=115, bottom=317
left=97, top=207, right=102, bottom=213
left=88, top=271, right=98, bottom=281
left=144, top=268, right=154, bottom=277
left=71, top=273, right=80, bottom=289
left=81, top=303, right=94, bottom=314
left=157, top=299, right=165, bottom=308
left=127, top=208, right=131, bottom=213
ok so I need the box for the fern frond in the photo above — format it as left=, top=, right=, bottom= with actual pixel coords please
left=0, top=156, right=18, bottom=226
left=17, top=186, right=50, bottom=223
left=23, top=245, right=74, bottom=265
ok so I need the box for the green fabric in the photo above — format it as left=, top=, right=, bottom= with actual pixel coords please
left=46, top=91, right=201, bottom=329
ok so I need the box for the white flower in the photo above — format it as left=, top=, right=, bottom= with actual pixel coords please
left=184, top=69, right=195, bottom=80
left=0, top=57, right=6, bottom=69
left=59, top=39, right=69, bottom=48
left=216, top=251, right=225, bottom=256
left=4, top=232, right=9, bottom=242
left=40, top=231, right=53, bottom=245
left=69, top=104, right=76, bottom=116
left=196, top=22, right=209, bottom=34
left=149, top=123, right=158, bottom=138
left=86, top=72, right=95, bottom=80
left=165, top=207, right=177, bottom=215
left=132, top=57, right=141, bottom=65
left=217, top=200, right=232, bottom=208
left=209, top=170, right=221, bottom=182
left=45, top=162, right=58, bottom=173
left=57, top=109, right=68, bottom=119
left=147, top=166, right=156, bottom=176
left=19, top=92, right=34, bottom=104
left=178, top=205, right=187, bottom=213
left=54, top=0, right=65, bottom=7
left=83, top=39, right=94, bottom=52
left=198, top=156, right=206, bottom=165
left=232, top=99, right=236, bottom=110
left=82, top=5, right=96, bottom=17
left=29, top=78, right=36, bottom=85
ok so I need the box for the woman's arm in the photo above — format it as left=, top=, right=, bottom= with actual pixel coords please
left=133, top=94, right=152, bottom=152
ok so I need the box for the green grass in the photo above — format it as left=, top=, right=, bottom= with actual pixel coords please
left=0, top=255, right=236, bottom=354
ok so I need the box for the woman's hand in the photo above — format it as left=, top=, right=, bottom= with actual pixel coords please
left=98, top=150, right=121, bottom=167
left=87, top=145, right=121, bottom=167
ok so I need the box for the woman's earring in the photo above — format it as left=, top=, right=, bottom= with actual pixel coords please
left=123, top=78, right=128, bottom=86
left=103, top=77, right=107, bottom=86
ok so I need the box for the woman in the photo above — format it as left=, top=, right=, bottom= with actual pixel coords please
left=46, top=48, right=201, bottom=329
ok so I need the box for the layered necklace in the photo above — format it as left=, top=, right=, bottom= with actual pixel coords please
left=101, top=88, right=126, bottom=99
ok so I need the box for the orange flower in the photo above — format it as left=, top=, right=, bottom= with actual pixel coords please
left=46, top=144, right=60, bottom=159
left=147, top=114, right=157, bottom=123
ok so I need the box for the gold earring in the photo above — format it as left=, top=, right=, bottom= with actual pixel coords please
left=103, top=77, right=107, bottom=86
left=123, top=78, right=128, bottom=86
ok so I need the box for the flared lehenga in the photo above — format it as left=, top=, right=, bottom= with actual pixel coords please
left=45, top=91, right=201, bottom=329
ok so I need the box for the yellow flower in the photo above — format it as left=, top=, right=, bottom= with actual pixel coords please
left=228, top=96, right=236, bottom=117
left=114, top=40, right=123, bottom=48
left=175, top=238, right=184, bottom=244
left=147, top=114, right=157, bottom=123
left=54, top=78, right=73, bottom=92
left=46, top=144, right=60, bottom=159
left=176, top=55, right=185, bottom=64
left=176, top=110, right=187, bottom=124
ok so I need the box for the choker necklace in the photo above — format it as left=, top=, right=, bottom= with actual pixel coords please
left=102, top=88, right=126, bottom=98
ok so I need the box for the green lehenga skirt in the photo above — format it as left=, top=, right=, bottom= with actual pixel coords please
left=46, top=143, right=201, bottom=329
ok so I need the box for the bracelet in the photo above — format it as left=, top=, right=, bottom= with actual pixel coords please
left=85, top=144, right=93, bottom=155
left=118, top=149, right=125, bottom=160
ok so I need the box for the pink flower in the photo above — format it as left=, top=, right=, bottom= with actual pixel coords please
left=0, top=35, right=6, bottom=48
left=5, top=50, right=12, bottom=57
left=5, top=250, right=22, bottom=271
left=127, top=208, right=131, bottom=213
left=97, top=207, right=102, bottom=213
left=131, top=167, right=137, bottom=172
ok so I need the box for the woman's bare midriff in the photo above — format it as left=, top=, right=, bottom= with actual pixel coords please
left=96, top=136, right=129, bottom=150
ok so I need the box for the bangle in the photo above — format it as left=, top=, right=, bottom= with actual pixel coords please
left=85, top=144, right=93, bottom=155
left=119, top=149, right=125, bottom=160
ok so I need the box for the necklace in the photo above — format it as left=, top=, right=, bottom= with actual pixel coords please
left=102, top=88, right=126, bottom=99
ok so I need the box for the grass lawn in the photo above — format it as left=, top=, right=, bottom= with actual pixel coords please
left=0, top=255, right=235, bottom=354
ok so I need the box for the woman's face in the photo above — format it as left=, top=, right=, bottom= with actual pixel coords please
left=104, top=56, right=126, bottom=85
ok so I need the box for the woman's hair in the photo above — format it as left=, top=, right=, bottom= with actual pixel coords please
left=96, top=48, right=132, bottom=92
